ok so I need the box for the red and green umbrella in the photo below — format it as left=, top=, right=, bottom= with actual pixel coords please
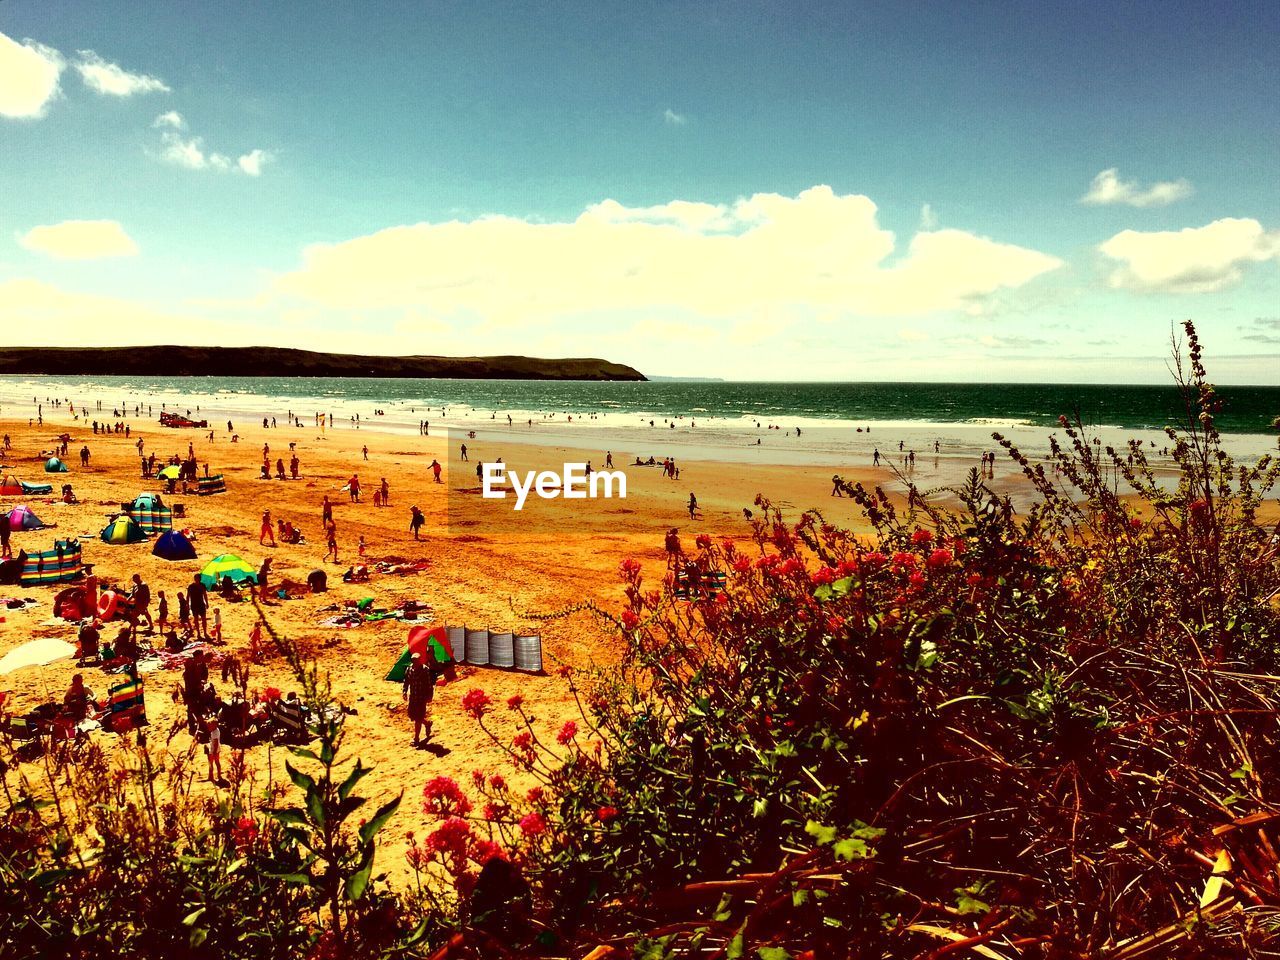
left=385, top=625, right=455, bottom=682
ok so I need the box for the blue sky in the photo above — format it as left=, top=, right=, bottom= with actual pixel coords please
left=1, top=1, right=1277, bottom=382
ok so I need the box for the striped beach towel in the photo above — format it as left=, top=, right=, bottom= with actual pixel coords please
left=18, top=540, right=84, bottom=586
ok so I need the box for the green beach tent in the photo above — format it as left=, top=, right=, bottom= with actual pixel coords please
left=101, top=516, right=147, bottom=545
left=385, top=625, right=456, bottom=682
left=44, top=457, right=69, bottom=473
left=198, top=554, right=258, bottom=588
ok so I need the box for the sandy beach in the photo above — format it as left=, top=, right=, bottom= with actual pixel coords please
left=0, top=399, right=941, bottom=877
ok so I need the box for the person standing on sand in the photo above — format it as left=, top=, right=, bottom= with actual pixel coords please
left=688, top=493, right=699, bottom=520
left=409, top=505, right=425, bottom=540
left=831, top=474, right=843, bottom=497
left=380, top=477, right=390, bottom=506
left=325, top=521, right=339, bottom=563
left=348, top=475, right=361, bottom=503
left=290, top=454, right=300, bottom=479
left=362, top=445, right=369, bottom=461
left=80, top=445, right=90, bottom=467
left=430, top=459, right=442, bottom=483
left=260, top=510, right=276, bottom=546
left=402, top=651, right=442, bottom=747
left=322, top=495, right=333, bottom=525
left=129, top=574, right=153, bottom=636
left=188, top=574, right=209, bottom=640
left=460, top=443, right=468, bottom=461
left=873, top=448, right=880, bottom=466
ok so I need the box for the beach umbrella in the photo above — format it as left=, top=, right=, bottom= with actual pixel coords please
left=407, top=624, right=455, bottom=663
left=153, top=530, right=197, bottom=561
left=0, top=637, right=76, bottom=676
left=198, top=554, right=258, bottom=588
left=158, top=465, right=181, bottom=480
left=101, top=516, right=147, bottom=544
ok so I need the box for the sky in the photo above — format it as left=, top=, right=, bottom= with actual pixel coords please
left=1, top=1, right=1277, bottom=383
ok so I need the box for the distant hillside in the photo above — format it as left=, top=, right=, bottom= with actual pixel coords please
left=0, top=347, right=647, bottom=382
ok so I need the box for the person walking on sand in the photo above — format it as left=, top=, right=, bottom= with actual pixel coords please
left=188, top=574, right=209, bottom=640
left=80, top=445, right=90, bottom=467
left=325, top=522, right=339, bottom=563
left=321, top=495, right=333, bottom=525
left=605, top=450, right=613, bottom=468
left=688, top=492, right=699, bottom=520
left=460, top=443, right=468, bottom=461
left=430, top=459, right=442, bottom=483
left=260, top=510, right=276, bottom=546
left=402, top=650, right=442, bottom=747
left=347, top=474, right=361, bottom=503
left=831, top=474, right=843, bottom=497
left=362, top=445, right=369, bottom=461
left=409, top=505, right=425, bottom=540
left=873, top=448, right=880, bottom=467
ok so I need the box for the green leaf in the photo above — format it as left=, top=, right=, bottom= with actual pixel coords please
left=305, top=788, right=326, bottom=828
left=190, top=927, right=208, bottom=948
left=267, top=807, right=308, bottom=827
left=182, top=908, right=206, bottom=927
left=358, top=793, right=401, bottom=846
left=832, top=838, right=870, bottom=861
left=284, top=761, right=315, bottom=793
left=804, top=820, right=837, bottom=846
left=338, top=760, right=372, bottom=801
left=758, top=949, right=791, bottom=960
left=344, top=843, right=375, bottom=901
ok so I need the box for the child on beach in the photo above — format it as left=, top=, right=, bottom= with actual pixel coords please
left=205, top=711, right=223, bottom=783
left=358, top=536, right=366, bottom=558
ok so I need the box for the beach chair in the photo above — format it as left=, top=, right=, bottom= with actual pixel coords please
left=269, top=699, right=309, bottom=743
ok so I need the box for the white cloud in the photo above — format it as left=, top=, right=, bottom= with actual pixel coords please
left=153, top=110, right=185, bottom=130
left=155, top=128, right=267, bottom=175
left=1081, top=168, right=1193, bottom=207
left=663, top=108, right=688, bottom=126
left=18, top=220, right=139, bottom=260
left=73, top=50, right=169, bottom=97
left=237, top=149, right=273, bottom=176
left=273, top=185, right=1062, bottom=322
left=1099, top=217, right=1280, bottom=293
left=0, top=32, right=65, bottom=119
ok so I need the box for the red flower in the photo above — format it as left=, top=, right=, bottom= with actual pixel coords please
left=557, top=720, right=578, bottom=745
left=470, top=769, right=486, bottom=789
left=1129, top=517, right=1143, bottom=531
left=862, top=552, right=887, bottom=569
left=732, top=555, right=752, bottom=573
left=470, top=838, right=505, bottom=865
left=966, top=572, right=983, bottom=587
left=926, top=548, right=953, bottom=569
left=909, top=571, right=926, bottom=589
left=619, top=557, right=641, bottom=576
left=231, top=816, right=259, bottom=853
left=911, top=528, right=934, bottom=545
left=526, top=786, right=546, bottom=804
left=506, top=694, right=524, bottom=711
left=596, top=805, right=619, bottom=822
left=422, top=776, right=473, bottom=817
left=812, top=566, right=836, bottom=585
left=489, top=773, right=506, bottom=790
left=621, top=609, right=640, bottom=630
left=512, top=732, right=533, bottom=751
left=461, top=688, right=493, bottom=719
left=519, top=812, right=546, bottom=836
left=260, top=687, right=282, bottom=702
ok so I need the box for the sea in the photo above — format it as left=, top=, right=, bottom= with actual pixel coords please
left=1, top=375, right=1276, bottom=469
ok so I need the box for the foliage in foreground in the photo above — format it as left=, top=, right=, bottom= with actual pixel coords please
left=2, top=322, right=1278, bottom=959
left=426, top=322, right=1280, bottom=957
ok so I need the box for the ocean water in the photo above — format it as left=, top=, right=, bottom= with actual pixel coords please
left=3, top=376, right=1277, bottom=434
left=2, top=375, right=1276, bottom=470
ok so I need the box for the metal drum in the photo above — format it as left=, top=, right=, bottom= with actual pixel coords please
left=514, top=633, right=543, bottom=673
left=489, top=630, right=515, bottom=669
left=464, top=627, right=490, bottom=666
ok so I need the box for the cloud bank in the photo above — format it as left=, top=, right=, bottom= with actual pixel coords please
left=274, top=185, right=1063, bottom=321
left=0, top=32, right=65, bottom=118
left=1099, top=218, right=1280, bottom=293
left=18, top=220, right=139, bottom=260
